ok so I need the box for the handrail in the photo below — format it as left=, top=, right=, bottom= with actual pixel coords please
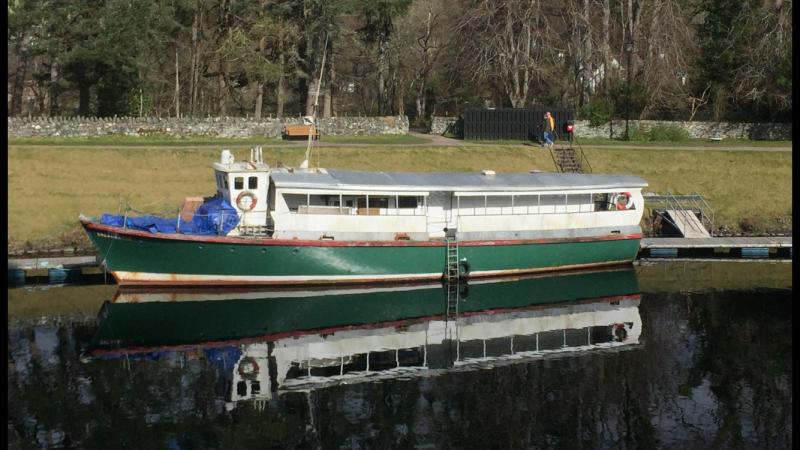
left=655, top=190, right=715, bottom=236
left=548, top=146, right=561, bottom=173
left=572, top=135, right=592, bottom=173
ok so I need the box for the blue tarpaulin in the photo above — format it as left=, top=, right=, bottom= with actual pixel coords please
left=191, top=196, right=240, bottom=235
left=99, top=197, right=240, bottom=235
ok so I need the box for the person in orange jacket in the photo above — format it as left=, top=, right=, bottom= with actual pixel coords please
left=542, top=112, right=555, bottom=149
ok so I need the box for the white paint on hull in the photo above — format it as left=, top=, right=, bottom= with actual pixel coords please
left=112, top=260, right=632, bottom=286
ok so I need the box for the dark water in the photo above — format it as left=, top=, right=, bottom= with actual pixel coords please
left=7, top=262, right=792, bottom=449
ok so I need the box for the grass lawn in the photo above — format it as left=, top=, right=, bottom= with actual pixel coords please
left=7, top=143, right=792, bottom=250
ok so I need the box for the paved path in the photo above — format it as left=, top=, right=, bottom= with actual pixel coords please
left=580, top=144, right=792, bottom=152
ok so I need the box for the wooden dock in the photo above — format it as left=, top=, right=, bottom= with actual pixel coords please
left=640, top=236, right=791, bottom=249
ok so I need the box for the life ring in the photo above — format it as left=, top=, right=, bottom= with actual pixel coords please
left=612, top=323, right=628, bottom=341
left=236, top=191, right=258, bottom=211
left=615, top=192, right=632, bottom=210
left=238, top=356, right=260, bottom=379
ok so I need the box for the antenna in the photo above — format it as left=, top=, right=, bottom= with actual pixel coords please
left=300, top=33, right=329, bottom=171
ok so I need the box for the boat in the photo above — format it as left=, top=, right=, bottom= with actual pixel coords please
left=80, top=147, right=647, bottom=286
left=84, top=267, right=642, bottom=407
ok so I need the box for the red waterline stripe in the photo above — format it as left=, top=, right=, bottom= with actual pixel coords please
left=87, top=294, right=641, bottom=358
left=83, top=220, right=641, bottom=248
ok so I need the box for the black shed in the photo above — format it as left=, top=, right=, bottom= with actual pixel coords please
left=463, top=107, right=573, bottom=142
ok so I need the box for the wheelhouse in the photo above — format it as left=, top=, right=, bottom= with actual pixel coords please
left=212, top=148, right=271, bottom=233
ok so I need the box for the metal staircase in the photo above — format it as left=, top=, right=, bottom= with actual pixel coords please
left=550, top=138, right=592, bottom=174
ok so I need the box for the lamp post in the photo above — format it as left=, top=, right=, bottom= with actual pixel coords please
left=624, top=41, right=634, bottom=140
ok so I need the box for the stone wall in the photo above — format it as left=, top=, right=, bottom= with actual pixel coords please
left=430, top=116, right=459, bottom=135
left=427, top=116, right=792, bottom=140
left=7, top=115, right=409, bottom=138
left=572, top=120, right=792, bottom=140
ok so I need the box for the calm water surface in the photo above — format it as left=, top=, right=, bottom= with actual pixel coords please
left=7, top=261, right=792, bottom=449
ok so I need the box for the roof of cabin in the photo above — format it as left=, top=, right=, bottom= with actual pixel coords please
left=269, top=169, right=647, bottom=192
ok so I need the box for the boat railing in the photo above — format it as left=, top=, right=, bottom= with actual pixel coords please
left=648, top=191, right=715, bottom=236
left=294, top=205, right=425, bottom=216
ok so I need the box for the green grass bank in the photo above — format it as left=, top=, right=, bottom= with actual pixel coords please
left=7, top=141, right=791, bottom=252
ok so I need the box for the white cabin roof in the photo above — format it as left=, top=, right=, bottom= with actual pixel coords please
left=270, top=169, right=647, bottom=192
left=213, top=161, right=270, bottom=173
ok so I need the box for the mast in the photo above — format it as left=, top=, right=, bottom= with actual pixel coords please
left=300, top=33, right=329, bottom=170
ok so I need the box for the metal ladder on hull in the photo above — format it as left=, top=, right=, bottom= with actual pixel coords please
left=445, top=230, right=460, bottom=320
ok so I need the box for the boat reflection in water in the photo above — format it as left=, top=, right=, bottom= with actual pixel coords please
left=86, top=267, right=641, bottom=410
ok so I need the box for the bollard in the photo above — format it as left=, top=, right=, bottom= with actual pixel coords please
left=48, top=268, right=82, bottom=284
left=8, top=269, right=26, bottom=287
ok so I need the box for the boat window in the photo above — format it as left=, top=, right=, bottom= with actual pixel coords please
left=234, top=177, right=244, bottom=190
left=248, top=176, right=258, bottom=189
left=539, top=194, right=566, bottom=213
left=593, top=193, right=611, bottom=211
left=398, top=196, right=418, bottom=208
left=487, top=195, right=513, bottom=215
left=223, top=176, right=229, bottom=189
left=283, top=194, right=307, bottom=212
left=567, top=193, right=592, bottom=212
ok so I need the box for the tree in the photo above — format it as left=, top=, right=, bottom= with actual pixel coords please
left=457, top=0, right=554, bottom=108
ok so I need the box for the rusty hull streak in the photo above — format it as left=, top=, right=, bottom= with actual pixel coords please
left=82, top=219, right=642, bottom=248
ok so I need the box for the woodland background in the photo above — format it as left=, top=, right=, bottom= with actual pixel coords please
left=7, top=0, right=793, bottom=125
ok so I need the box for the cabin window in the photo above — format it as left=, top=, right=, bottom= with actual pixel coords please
left=567, top=194, right=592, bottom=213
left=486, top=195, right=513, bottom=215
left=398, top=196, right=418, bottom=208
left=248, top=176, right=258, bottom=189
left=223, top=176, right=229, bottom=189
left=594, top=193, right=611, bottom=211
left=539, top=194, right=566, bottom=214
left=356, top=196, right=388, bottom=215
left=283, top=194, right=307, bottom=212
left=234, top=177, right=244, bottom=190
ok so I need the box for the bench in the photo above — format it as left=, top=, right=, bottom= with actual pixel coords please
left=282, top=124, right=319, bottom=140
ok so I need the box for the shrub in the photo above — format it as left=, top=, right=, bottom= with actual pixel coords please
left=647, top=124, right=690, bottom=142
left=624, top=124, right=648, bottom=141
left=580, top=99, right=612, bottom=127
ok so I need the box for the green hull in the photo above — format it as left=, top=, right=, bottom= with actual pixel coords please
left=88, top=267, right=640, bottom=353
left=83, top=220, right=641, bottom=286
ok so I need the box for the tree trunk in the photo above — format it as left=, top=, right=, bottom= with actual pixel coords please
left=218, top=69, right=227, bottom=116
left=416, top=77, right=427, bottom=119
left=580, top=0, right=592, bottom=106
left=322, top=88, right=332, bottom=117
left=190, top=4, right=200, bottom=117
left=254, top=83, right=264, bottom=119
left=10, top=47, right=27, bottom=116
left=329, top=40, right=337, bottom=117
left=377, top=37, right=388, bottom=115
left=48, top=59, right=60, bottom=116
left=601, top=0, right=611, bottom=93
left=277, top=52, right=286, bottom=118
left=175, top=48, right=180, bottom=118
left=254, top=34, right=267, bottom=120
left=218, top=0, right=230, bottom=116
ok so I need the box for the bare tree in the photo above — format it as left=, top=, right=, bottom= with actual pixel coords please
left=459, top=0, right=552, bottom=108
